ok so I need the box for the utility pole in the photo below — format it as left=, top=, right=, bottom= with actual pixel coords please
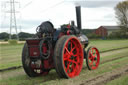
left=2, top=0, right=20, bottom=40
left=9, top=0, right=19, bottom=40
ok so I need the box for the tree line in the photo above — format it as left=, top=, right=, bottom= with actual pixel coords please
left=0, top=29, right=95, bottom=41
left=0, top=32, right=35, bottom=41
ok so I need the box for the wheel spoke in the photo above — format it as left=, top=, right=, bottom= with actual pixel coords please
left=89, top=60, right=93, bottom=66
left=89, top=51, right=94, bottom=58
left=69, top=62, right=79, bottom=76
left=64, top=52, right=70, bottom=60
left=70, top=64, right=75, bottom=73
left=65, top=62, right=70, bottom=72
left=94, top=52, right=97, bottom=58
left=89, top=51, right=92, bottom=56
left=71, top=63, right=75, bottom=69
left=76, top=55, right=80, bottom=63
left=86, top=47, right=100, bottom=70
left=71, top=47, right=76, bottom=53
left=64, top=57, right=69, bottom=61
left=89, top=56, right=93, bottom=60
left=72, top=53, right=78, bottom=57
left=94, top=60, right=97, bottom=65
left=74, top=63, right=79, bottom=72
left=65, top=47, right=71, bottom=55
left=68, top=59, right=76, bottom=64
left=55, top=36, right=84, bottom=78
left=70, top=41, right=73, bottom=49
left=70, top=41, right=78, bottom=54
left=92, top=48, right=94, bottom=54
left=95, top=60, right=99, bottom=66
left=93, top=49, right=97, bottom=57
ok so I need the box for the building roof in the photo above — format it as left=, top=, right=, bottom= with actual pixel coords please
left=100, top=26, right=121, bottom=30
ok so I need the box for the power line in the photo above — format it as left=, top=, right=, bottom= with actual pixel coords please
left=20, top=0, right=65, bottom=14
left=21, top=0, right=33, bottom=10
left=21, top=0, right=55, bottom=10
left=40, top=0, right=65, bottom=13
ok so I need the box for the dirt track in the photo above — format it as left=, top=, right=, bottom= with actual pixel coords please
left=80, top=64, right=128, bottom=85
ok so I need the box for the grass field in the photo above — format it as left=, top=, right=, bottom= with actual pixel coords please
left=0, top=44, right=23, bottom=69
left=88, top=39, right=128, bottom=51
left=0, top=48, right=128, bottom=85
left=1, top=39, right=128, bottom=69
left=106, top=74, right=128, bottom=85
left=0, top=39, right=128, bottom=85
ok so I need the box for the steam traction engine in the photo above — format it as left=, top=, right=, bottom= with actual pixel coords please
left=22, top=6, right=100, bottom=78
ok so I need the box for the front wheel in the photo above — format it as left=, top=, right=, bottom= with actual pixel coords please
left=86, top=46, right=100, bottom=70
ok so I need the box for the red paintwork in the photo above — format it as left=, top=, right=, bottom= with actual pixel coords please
left=63, top=37, right=83, bottom=78
left=59, top=25, right=71, bottom=37
left=88, top=47, right=100, bottom=70
left=67, top=24, right=70, bottom=35
left=29, top=47, right=40, bottom=57
left=26, top=39, right=40, bottom=57
left=67, top=24, right=70, bottom=29
left=26, top=39, right=54, bottom=73
left=67, top=30, right=70, bottom=35
left=42, top=43, right=47, bottom=53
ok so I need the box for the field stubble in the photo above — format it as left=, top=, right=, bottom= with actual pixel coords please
left=0, top=40, right=128, bottom=85
left=0, top=48, right=128, bottom=85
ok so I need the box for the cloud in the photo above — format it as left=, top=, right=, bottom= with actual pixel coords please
left=21, top=19, right=43, bottom=28
left=0, top=0, right=123, bottom=33
left=66, top=0, right=123, bottom=8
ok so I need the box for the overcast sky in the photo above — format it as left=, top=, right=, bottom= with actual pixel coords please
left=0, top=0, right=124, bottom=33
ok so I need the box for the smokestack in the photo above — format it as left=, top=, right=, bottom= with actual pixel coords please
left=76, top=6, right=82, bottom=30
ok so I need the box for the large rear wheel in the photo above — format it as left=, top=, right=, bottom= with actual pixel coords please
left=54, top=35, right=84, bottom=78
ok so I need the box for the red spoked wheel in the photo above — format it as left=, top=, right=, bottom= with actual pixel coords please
left=54, top=35, right=84, bottom=78
left=86, top=46, right=100, bottom=70
left=22, top=43, right=49, bottom=77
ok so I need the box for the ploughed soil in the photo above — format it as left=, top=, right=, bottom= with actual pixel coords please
left=80, top=64, right=128, bottom=85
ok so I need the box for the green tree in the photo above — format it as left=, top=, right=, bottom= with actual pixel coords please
left=0, top=32, right=35, bottom=40
left=115, top=0, right=128, bottom=33
left=18, top=32, right=35, bottom=39
left=0, top=32, right=9, bottom=39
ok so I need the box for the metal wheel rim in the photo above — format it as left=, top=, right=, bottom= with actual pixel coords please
left=62, top=37, right=83, bottom=78
left=88, top=47, right=100, bottom=70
